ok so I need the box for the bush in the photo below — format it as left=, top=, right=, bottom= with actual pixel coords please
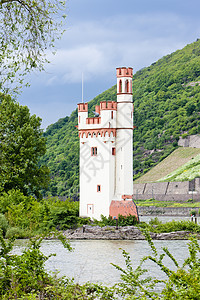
left=0, top=191, right=90, bottom=236
left=5, top=227, right=28, bottom=239
left=187, top=198, right=194, bottom=202
left=150, top=220, right=200, bottom=233
left=149, top=217, right=162, bottom=226
left=190, top=209, right=197, bottom=216
left=0, top=189, right=33, bottom=214
left=181, top=133, right=188, bottom=139
left=93, top=214, right=138, bottom=227
left=0, top=213, right=8, bottom=237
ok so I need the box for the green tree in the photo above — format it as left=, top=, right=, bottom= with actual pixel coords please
left=0, top=0, right=66, bottom=93
left=0, top=95, right=50, bottom=198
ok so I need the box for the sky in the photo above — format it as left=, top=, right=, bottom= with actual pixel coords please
left=18, top=0, right=200, bottom=129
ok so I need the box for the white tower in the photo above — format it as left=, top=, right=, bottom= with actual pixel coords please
left=115, top=67, right=134, bottom=200
left=78, top=67, right=138, bottom=220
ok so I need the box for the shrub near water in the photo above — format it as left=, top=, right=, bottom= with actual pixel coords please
left=139, top=219, right=200, bottom=234
left=93, top=214, right=138, bottom=227
left=0, top=190, right=90, bottom=238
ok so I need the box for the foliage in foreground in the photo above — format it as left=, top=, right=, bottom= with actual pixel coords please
left=1, top=231, right=200, bottom=299
left=0, top=233, right=113, bottom=299
left=0, top=0, right=66, bottom=93
left=112, top=231, right=200, bottom=299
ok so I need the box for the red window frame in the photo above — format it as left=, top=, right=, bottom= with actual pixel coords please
left=91, top=147, right=97, bottom=156
left=112, top=147, right=116, bottom=155
left=97, top=185, right=101, bottom=192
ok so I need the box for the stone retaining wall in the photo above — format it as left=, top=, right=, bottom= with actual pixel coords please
left=138, top=206, right=199, bottom=216
left=133, top=178, right=200, bottom=202
left=178, top=135, right=200, bottom=148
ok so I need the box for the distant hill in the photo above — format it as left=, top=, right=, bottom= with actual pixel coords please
left=41, top=39, right=200, bottom=197
left=134, top=147, right=200, bottom=183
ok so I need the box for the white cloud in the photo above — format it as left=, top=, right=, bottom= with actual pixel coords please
left=19, top=4, right=200, bottom=128
left=43, top=11, right=196, bottom=87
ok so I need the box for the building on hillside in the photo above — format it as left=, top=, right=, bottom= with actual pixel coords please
left=77, top=67, right=138, bottom=220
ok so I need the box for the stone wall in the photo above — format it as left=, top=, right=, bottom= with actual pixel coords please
left=178, top=135, right=200, bottom=148
left=138, top=206, right=199, bottom=216
left=133, top=178, right=200, bottom=202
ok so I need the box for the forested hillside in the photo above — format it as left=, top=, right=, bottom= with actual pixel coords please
left=41, top=39, right=200, bottom=197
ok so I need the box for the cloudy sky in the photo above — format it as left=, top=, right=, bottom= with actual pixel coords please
left=18, top=0, right=200, bottom=129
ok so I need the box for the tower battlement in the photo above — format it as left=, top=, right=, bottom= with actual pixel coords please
left=78, top=100, right=117, bottom=130
left=116, top=67, right=133, bottom=78
left=78, top=103, right=88, bottom=112
left=99, top=101, right=117, bottom=110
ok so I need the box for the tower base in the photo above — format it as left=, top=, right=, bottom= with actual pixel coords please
left=109, top=200, right=139, bottom=220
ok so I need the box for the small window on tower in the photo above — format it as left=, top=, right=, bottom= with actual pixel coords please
left=91, top=147, right=97, bottom=156
left=111, top=111, right=113, bottom=119
left=112, top=147, right=116, bottom=155
left=97, top=185, right=101, bottom=192
left=119, top=80, right=122, bottom=93
left=125, top=80, right=129, bottom=93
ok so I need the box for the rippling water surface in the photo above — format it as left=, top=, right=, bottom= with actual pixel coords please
left=13, top=238, right=190, bottom=285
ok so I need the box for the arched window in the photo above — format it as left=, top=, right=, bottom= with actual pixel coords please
left=125, top=80, right=129, bottom=93
left=119, top=79, right=122, bottom=93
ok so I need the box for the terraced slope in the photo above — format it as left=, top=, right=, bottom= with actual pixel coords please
left=134, top=147, right=200, bottom=183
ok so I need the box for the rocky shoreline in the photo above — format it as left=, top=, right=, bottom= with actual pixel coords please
left=63, top=225, right=200, bottom=240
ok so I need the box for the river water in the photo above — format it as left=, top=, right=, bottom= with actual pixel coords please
left=13, top=239, right=189, bottom=285
left=13, top=218, right=193, bottom=286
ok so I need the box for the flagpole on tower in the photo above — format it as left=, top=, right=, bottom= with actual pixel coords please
left=82, top=72, right=84, bottom=103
